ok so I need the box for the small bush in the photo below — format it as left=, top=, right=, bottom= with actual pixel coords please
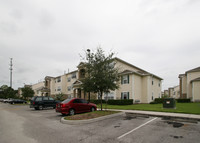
left=176, top=99, right=191, bottom=103
left=150, top=101, right=157, bottom=104
left=107, top=99, right=133, bottom=105
left=154, top=98, right=164, bottom=104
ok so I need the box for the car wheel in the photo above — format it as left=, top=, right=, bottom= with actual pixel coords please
left=91, top=107, right=95, bottom=112
left=39, top=105, right=43, bottom=110
left=34, top=107, right=39, bottom=110
left=69, top=109, right=75, bottom=116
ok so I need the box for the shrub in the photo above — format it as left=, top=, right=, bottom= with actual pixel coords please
left=150, top=101, right=157, bottom=104
left=154, top=98, right=164, bottom=104
left=107, top=99, right=133, bottom=105
left=176, top=99, right=191, bottom=103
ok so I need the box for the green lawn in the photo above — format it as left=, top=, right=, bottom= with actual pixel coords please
left=97, top=103, right=200, bottom=115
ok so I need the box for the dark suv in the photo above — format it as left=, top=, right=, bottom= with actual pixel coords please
left=30, top=96, right=60, bottom=110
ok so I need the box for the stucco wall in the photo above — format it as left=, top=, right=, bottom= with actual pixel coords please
left=32, top=82, right=44, bottom=96
left=192, top=81, right=200, bottom=102
left=115, top=60, right=141, bottom=73
left=187, top=72, right=200, bottom=98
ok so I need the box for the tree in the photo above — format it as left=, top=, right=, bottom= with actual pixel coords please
left=21, top=86, right=34, bottom=100
left=0, top=85, right=17, bottom=99
left=81, top=47, right=120, bottom=110
left=55, top=93, right=65, bottom=101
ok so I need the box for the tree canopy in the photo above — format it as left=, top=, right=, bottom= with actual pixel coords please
left=81, top=47, right=120, bottom=110
left=0, top=85, right=17, bottom=99
left=21, top=86, right=34, bottom=100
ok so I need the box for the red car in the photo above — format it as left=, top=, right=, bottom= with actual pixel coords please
left=56, top=98, right=97, bottom=115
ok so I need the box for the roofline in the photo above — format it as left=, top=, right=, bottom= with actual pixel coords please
left=186, top=66, right=200, bottom=73
left=115, top=57, right=163, bottom=80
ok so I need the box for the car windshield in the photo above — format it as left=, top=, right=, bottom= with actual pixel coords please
left=62, top=99, right=72, bottom=103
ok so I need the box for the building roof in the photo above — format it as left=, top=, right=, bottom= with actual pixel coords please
left=191, top=77, right=200, bottom=83
left=186, top=66, right=200, bottom=73
left=115, top=57, right=163, bottom=80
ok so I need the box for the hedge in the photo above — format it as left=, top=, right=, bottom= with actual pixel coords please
left=176, top=99, right=191, bottom=103
left=89, top=99, right=133, bottom=105
left=154, top=98, right=164, bottom=104
left=107, top=99, right=133, bottom=105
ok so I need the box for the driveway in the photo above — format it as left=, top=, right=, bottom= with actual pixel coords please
left=0, top=103, right=200, bottom=143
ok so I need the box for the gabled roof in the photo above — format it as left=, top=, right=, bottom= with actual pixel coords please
left=191, top=77, right=200, bottom=83
left=115, top=57, right=163, bottom=80
left=186, top=67, right=200, bottom=73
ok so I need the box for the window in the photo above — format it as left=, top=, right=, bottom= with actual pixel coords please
left=158, top=83, right=160, bottom=87
left=67, top=77, right=71, bottom=82
left=121, top=92, right=129, bottom=99
left=152, top=81, right=154, bottom=85
left=152, top=92, right=154, bottom=100
left=104, top=92, right=114, bottom=100
left=121, top=75, right=129, bottom=84
left=43, top=97, right=48, bottom=101
left=36, top=97, right=42, bottom=101
left=57, top=86, right=61, bottom=91
left=73, top=99, right=81, bottom=103
left=80, top=99, right=88, bottom=104
left=45, top=81, right=48, bottom=86
left=67, top=86, right=71, bottom=91
left=57, top=77, right=61, bottom=82
left=80, top=69, right=85, bottom=78
left=49, top=97, right=54, bottom=101
left=71, top=73, right=76, bottom=79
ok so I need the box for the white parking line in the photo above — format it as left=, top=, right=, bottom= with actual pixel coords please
left=117, top=117, right=158, bottom=139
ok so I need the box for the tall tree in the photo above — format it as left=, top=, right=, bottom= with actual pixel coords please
left=21, top=86, right=34, bottom=100
left=0, top=85, right=16, bottom=98
left=81, top=47, right=120, bottom=110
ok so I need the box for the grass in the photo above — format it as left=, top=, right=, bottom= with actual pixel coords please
left=64, top=110, right=120, bottom=120
left=97, top=103, right=200, bottom=115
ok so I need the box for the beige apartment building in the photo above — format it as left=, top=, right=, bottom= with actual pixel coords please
left=179, top=67, right=200, bottom=102
left=32, top=58, right=162, bottom=103
left=31, top=81, right=47, bottom=96
left=168, top=85, right=180, bottom=99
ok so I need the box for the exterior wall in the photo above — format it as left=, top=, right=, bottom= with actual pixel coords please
left=31, top=81, right=45, bottom=96
left=115, top=60, right=141, bottom=73
left=164, top=90, right=169, bottom=97
left=66, top=72, right=78, bottom=97
left=141, top=76, right=148, bottom=103
left=192, top=81, right=200, bottom=102
left=168, top=88, right=173, bottom=97
left=173, top=86, right=180, bottom=99
left=186, top=72, right=200, bottom=99
left=133, top=74, right=142, bottom=102
left=147, top=76, right=161, bottom=103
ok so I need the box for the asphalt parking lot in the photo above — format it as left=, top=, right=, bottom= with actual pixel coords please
left=0, top=103, right=200, bottom=143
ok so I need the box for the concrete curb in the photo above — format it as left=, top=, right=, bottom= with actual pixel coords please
left=109, top=109, right=200, bottom=121
left=61, top=112, right=124, bottom=125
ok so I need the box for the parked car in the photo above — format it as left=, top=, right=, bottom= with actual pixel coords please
left=30, top=96, right=60, bottom=110
left=56, top=98, right=97, bottom=115
left=8, top=99, right=27, bottom=104
left=0, top=99, right=6, bottom=102
left=3, top=98, right=13, bottom=103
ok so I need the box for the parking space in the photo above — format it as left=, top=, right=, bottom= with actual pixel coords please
left=1, top=103, right=200, bottom=143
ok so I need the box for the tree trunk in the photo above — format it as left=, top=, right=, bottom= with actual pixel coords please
left=100, top=91, right=103, bottom=111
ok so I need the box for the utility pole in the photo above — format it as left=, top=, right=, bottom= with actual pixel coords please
left=9, top=58, right=13, bottom=88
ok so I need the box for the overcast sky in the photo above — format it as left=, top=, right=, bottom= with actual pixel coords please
left=0, top=0, right=200, bottom=91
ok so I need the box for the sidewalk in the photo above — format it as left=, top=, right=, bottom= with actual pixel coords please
left=102, top=109, right=200, bottom=121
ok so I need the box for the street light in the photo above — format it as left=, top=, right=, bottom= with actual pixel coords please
left=87, top=49, right=91, bottom=102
